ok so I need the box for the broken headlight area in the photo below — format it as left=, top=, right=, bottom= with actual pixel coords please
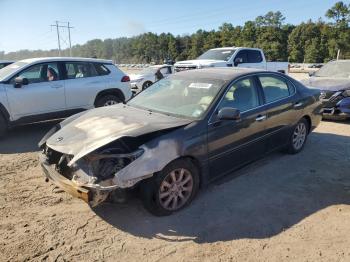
left=71, top=148, right=144, bottom=188
left=42, top=144, right=144, bottom=206
left=44, top=145, right=144, bottom=187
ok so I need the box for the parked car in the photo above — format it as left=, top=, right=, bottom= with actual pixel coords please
left=308, top=64, right=323, bottom=69
left=174, top=47, right=289, bottom=74
left=39, top=68, right=322, bottom=216
left=0, top=60, right=14, bottom=69
left=301, top=60, right=350, bottom=120
left=129, top=65, right=173, bottom=93
left=0, top=57, right=132, bottom=137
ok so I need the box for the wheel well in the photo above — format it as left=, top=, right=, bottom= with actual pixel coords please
left=0, top=103, right=10, bottom=124
left=178, top=156, right=203, bottom=188
left=94, top=89, right=125, bottom=106
left=302, top=115, right=312, bottom=133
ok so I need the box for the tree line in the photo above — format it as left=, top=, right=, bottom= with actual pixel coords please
left=1, top=1, right=350, bottom=64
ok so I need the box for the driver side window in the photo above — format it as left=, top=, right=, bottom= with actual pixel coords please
left=11, top=63, right=60, bottom=84
left=217, top=77, right=260, bottom=112
left=235, top=50, right=248, bottom=63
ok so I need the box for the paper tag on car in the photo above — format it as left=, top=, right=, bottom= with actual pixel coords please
left=189, top=83, right=212, bottom=89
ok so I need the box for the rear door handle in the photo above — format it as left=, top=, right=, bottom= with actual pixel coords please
left=51, top=84, right=63, bottom=89
left=294, top=102, right=303, bottom=108
left=256, top=115, right=267, bottom=122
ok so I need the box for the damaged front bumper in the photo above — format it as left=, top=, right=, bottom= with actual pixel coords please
left=40, top=153, right=92, bottom=204
left=321, top=90, right=350, bottom=119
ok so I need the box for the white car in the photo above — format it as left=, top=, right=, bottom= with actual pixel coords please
left=129, top=65, right=173, bottom=93
left=0, top=57, right=132, bottom=136
left=174, top=47, right=289, bottom=74
left=0, top=60, right=14, bottom=69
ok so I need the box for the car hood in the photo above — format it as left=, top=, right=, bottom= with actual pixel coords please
left=301, top=77, right=350, bottom=91
left=46, top=104, right=192, bottom=165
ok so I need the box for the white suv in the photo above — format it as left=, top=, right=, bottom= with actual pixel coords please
left=0, top=57, right=132, bottom=136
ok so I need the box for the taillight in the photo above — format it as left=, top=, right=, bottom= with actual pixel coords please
left=121, top=75, right=130, bottom=82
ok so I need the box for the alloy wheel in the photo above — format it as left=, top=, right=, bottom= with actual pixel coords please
left=103, top=100, right=118, bottom=106
left=158, top=168, right=193, bottom=211
left=292, top=122, right=307, bottom=150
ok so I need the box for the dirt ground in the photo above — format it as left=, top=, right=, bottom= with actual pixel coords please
left=1, top=72, right=350, bottom=261
left=1, top=120, right=350, bottom=262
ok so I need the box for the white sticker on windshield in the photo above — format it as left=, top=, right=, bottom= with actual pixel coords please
left=189, top=83, right=212, bottom=89
left=222, top=51, right=232, bottom=54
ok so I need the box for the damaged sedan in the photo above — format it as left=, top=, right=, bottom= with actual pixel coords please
left=302, top=60, right=350, bottom=120
left=39, top=68, right=322, bottom=216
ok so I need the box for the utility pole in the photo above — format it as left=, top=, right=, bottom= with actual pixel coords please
left=68, top=22, right=72, bottom=56
left=50, top=21, right=74, bottom=56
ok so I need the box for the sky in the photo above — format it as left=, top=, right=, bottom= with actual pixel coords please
left=0, top=0, right=343, bottom=53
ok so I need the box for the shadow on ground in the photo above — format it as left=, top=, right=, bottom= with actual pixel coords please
left=94, top=131, right=350, bottom=243
left=0, top=121, right=58, bottom=154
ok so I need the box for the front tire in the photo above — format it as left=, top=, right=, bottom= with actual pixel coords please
left=287, top=118, right=309, bottom=154
left=142, top=81, right=153, bottom=90
left=140, top=158, right=200, bottom=216
left=95, top=95, right=121, bottom=107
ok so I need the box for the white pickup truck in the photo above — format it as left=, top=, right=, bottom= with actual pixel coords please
left=174, top=47, right=289, bottom=74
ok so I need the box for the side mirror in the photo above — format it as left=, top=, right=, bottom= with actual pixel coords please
left=218, top=107, right=240, bottom=120
left=14, top=77, right=29, bottom=88
left=308, top=71, right=314, bottom=77
left=234, top=57, right=243, bottom=67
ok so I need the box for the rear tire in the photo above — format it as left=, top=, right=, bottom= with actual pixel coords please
left=140, top=158, right=200, bottom=216
left=286, top=118, right=309, bottom=154
left=0, top=114, right=7, bottom=138
left=95, top=95, right=121, bottom=107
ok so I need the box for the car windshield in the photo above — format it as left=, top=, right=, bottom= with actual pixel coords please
left=314, top=60, right=350, bottom=78
left=197, top=49, right=236, bottom=61
left=0, top=61, right=28, bottom=81
left=128, top=74, right=225, bottom=119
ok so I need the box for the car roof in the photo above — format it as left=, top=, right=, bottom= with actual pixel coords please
left=18, top=57, right=113, bottom=64
left=210, top=47, right=261, bottom=51
left=175, top=67, right=266, bottom=81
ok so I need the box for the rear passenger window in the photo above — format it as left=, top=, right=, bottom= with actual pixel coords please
left=247, top=50, right=263, bottom=63
left=259, top=76, right=292, bottom=103
left=94, top=63, right=111, bottom=76
left=65, top=62, right=97, bottom=79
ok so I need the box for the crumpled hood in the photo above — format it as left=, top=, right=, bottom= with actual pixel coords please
left=301, top=77, right=350, bottom=91
left=46, top=104, right=191, bottom=165
left=175, top=59, right=226, bottom=67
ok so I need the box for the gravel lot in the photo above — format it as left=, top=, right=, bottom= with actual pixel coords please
left=1, top=72, right=350, bottom=261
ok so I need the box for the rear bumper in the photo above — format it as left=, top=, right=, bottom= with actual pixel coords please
left=40, top=153, right=91, bottom=203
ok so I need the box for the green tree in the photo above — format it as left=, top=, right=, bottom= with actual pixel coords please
left=326, top=1, right=350, bottom=27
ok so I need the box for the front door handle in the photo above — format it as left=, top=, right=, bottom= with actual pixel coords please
left=256, top=115, right=267, bottom=122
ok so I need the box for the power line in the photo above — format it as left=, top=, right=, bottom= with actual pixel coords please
left=50, top=21, right=74, bottom=56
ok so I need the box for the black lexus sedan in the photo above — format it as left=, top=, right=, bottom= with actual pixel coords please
left=39, top=68, right=322, bottom=216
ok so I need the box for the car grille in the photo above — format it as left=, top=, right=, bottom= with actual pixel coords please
left=174, top=66, right=197, bottom=72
